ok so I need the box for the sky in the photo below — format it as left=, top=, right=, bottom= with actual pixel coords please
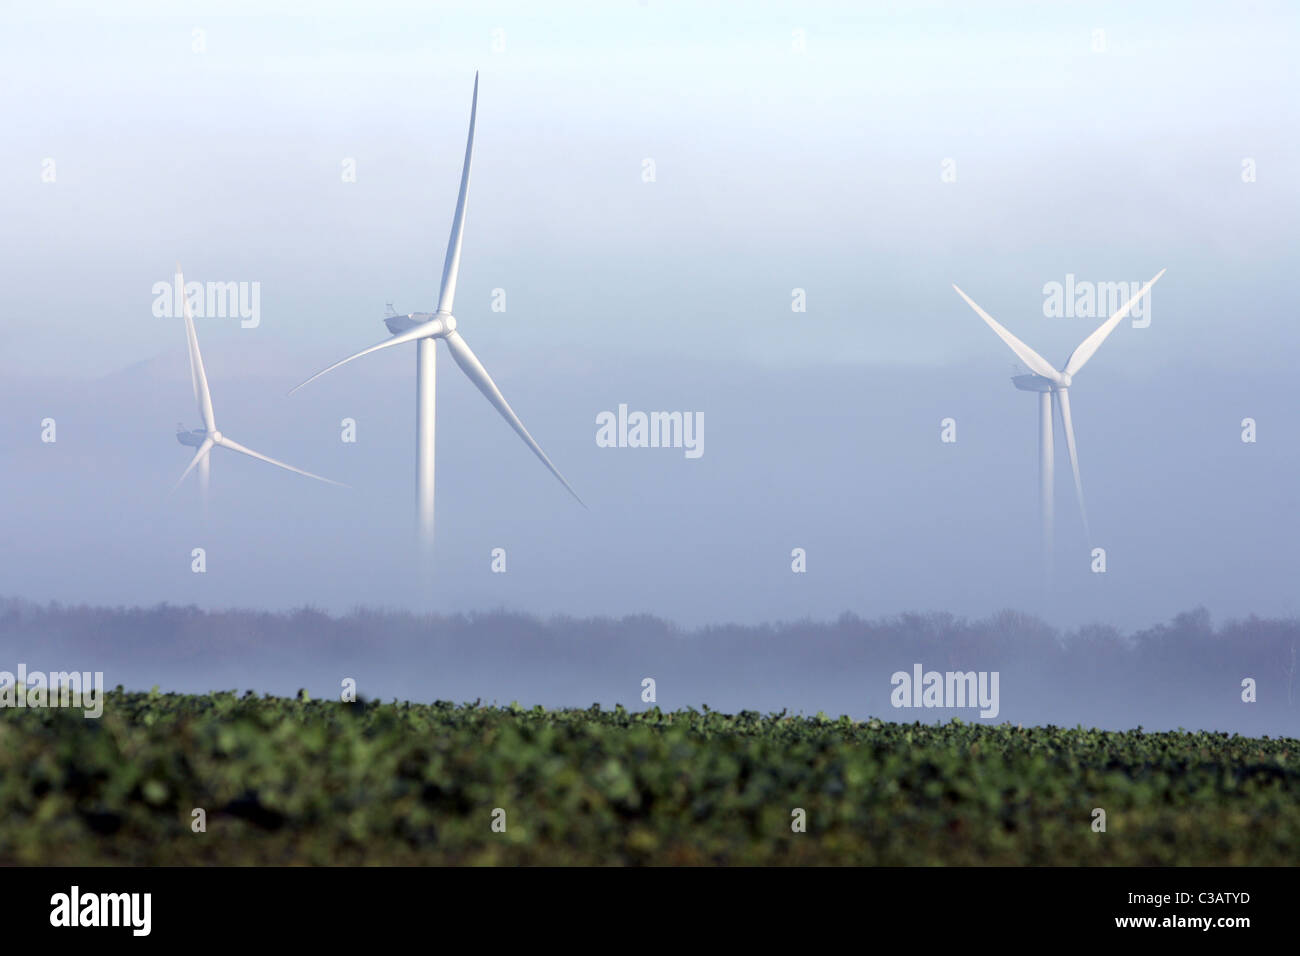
left=0, top=0, right=1297, bottom=632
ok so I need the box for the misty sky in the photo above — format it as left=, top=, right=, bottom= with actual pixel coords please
left=0, top=1, right=1297, bottom=631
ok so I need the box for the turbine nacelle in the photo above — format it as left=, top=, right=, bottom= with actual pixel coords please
left=177, top=425, right=206, bottom=447
left=384, top=310, right=437, bottom=335
left=1011, top=373, right=1056, bottom=393
left=1011, top=367, right=1072, bottom=391
left=381, top=313, right=454, bottom=337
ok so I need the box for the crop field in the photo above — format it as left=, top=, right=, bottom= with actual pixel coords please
left=2, top=689, right=1296, bottom=865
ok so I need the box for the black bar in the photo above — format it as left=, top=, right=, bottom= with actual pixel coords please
left=3, top=865, right=1281, bottom=941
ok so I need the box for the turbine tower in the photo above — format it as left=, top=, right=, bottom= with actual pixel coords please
left=291, top=73, right=583, bottom=553
left=174, top=264, right=345, bottom=506
left=951, top=269, right=1165, bottom=566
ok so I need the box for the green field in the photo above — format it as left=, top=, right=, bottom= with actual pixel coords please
left=2, top=689, right=1296, bottom=865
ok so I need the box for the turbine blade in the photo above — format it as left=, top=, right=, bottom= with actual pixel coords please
left=1063, top=269, right=1166, bottom=378
left=436, top=72, right=478, bottom=316
left=178, top=264, right=217, bottom=431
left=1055, top=389, right=1089, bottom=540
left=217, top=436, right=348, bottom=487
left=186, top=323, right=201, bottom=413
left=289, top=319, right=444, bottom=394
left=177, top=262, right=200, bottom=410
left=952, top=285, right=1062, bottom=383
left=443, top=330, right=585, bottom=507
left=173, top=437, right=214, bottom=491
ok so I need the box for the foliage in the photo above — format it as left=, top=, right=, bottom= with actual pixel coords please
left=1, top=690, right=1295, bottom=865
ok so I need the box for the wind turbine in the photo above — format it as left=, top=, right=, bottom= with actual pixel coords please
left=173, top=264, right=345, bottom=507
left=290, top=73, right=583, bottom=552
left=951, top=269, right=1165, bottom=562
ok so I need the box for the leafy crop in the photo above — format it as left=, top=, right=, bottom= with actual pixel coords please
left=1, top=689, right=1295, bottom=864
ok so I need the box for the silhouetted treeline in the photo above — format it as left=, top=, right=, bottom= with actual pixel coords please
left=0, top=598, right=1295, bottom=735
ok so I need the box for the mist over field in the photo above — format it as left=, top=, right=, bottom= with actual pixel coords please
left=1, top=598, right=1296, bottom=737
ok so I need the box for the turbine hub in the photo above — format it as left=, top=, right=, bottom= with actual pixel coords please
left=210, top=430, right=223, bottom=444
left=441, top=314, right=457, bottom=333
left=1058, top=373, right=1072, bottom=387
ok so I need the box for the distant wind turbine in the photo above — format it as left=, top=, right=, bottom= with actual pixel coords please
left=290, top=73, right=584, bottom=551
left=951, top=269, right=1165, bottom=560
left=173, top=264, right=345, bottom=506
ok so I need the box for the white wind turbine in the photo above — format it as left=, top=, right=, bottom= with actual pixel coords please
left=173, top=264, right=345, bottom=506
left=290, top=73, right=583, bottom=551
left=951, top=269, right=1165, bottom=560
